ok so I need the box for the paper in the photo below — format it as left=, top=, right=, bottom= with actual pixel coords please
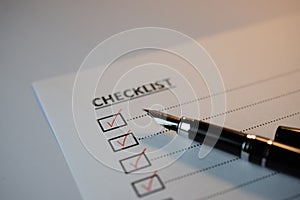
left=33, top=15, right=300, bottom=200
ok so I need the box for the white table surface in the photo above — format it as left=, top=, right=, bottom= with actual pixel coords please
left=1, top=1, right=300, bottom=199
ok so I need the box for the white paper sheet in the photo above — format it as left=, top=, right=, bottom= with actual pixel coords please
left=33, top=14, right=300, bottom=200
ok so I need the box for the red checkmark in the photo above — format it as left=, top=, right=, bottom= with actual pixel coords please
left=107, top=109, right=122, bottom=127
left=116, top=130, right=131, bottom=147
left=141, top=171, right=157, bottom=192
left=130, top=148, right=147, bottom=169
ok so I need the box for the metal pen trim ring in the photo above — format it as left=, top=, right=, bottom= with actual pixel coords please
left=241, top=141, right=250, bottom=161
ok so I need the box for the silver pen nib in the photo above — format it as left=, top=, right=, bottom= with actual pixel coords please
left=143, top=109, right=180, bottom=131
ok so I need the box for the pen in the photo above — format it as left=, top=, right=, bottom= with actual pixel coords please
left=144, top=109, right=300, bottom=178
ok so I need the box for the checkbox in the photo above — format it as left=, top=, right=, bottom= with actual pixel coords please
left=132, top=171, right=165, bottom=197
left=119, top=148, right=151, bottom=174
left=108, top=131, right=139, bottom=152
left=97, top=109, right=127, bottom=132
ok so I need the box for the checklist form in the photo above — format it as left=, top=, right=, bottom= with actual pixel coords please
left=33, top=14, right=300, bottom=200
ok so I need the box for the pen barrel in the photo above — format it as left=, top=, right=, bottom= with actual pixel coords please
left=184, top=119, right=300, bottom=178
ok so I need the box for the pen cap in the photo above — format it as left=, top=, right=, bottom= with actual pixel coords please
left=275, top=126, right=300, bottom=149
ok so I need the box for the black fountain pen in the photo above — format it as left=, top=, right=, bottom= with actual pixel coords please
left=144, top=109, right=300, bottom=178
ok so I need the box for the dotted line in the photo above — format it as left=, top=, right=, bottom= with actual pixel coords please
left=198, top=171, right=278, bottom=200
left=126, top=92, right=222, bottom=121
left=137, top=129, right=170, bottom=140
left=143, top=112, right=300, bottom=162
left=161, top=94, right=217, bottom=111
left=138, top=111, right=300, bottom=141
left=164, top=157, right=240, bottom=184
left=143, top=111, right=298, bottom=184
left=202, top=89, right=300, bottom=121
left=135, top=112, right=297, bottom=195
left=125, top=69, right=300, bottom=121
left=224, top=68, right=300, bottom=94
left=126, top=88, right=299, bottom=122
left=151, top=143, right=201, bottom=161
left=242, top=112, right=300, bottom=132
left=126, top=113, right=148, bottom=122
left=131, top=92, right=300, bottom=141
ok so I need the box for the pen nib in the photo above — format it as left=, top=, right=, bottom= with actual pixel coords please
left=143, top=108, right=180, bottom=131
left=143, top=108, right=150, bottom=113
